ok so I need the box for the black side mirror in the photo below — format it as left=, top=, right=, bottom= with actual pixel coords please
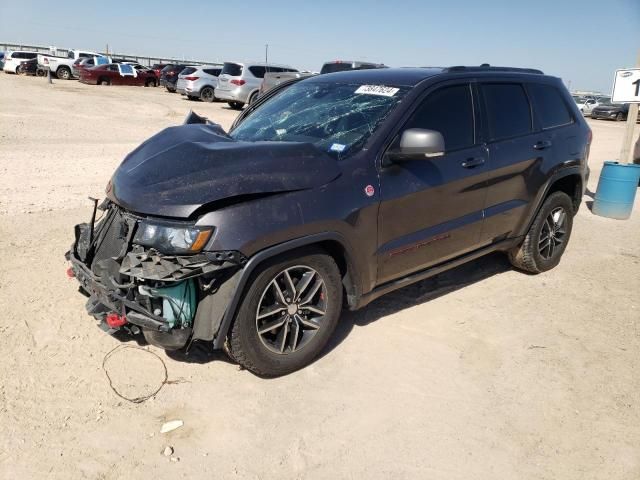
left=386, top=128, right=445, bottom=163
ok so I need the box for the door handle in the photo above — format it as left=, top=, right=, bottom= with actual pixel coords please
left=461, top=157, right=485, bottom=168
left=533, top=140, right=552, bottom=150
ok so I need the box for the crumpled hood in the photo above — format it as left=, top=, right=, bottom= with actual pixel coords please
left=108, top=123, right=341, bottom=218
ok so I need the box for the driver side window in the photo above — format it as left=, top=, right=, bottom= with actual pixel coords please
left=404, top=84, right=475, bottom=152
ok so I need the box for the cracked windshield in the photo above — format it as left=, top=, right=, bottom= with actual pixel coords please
left=230, top=82, right=409, bottom=158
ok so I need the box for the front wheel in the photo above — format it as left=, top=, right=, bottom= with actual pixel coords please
left=228, top=250, right=343, bottom=376
left=616, top=112, right=625, bottom=122
left=228, top=101, right=244, bottom=110
left=508, top=191, right=574, bottom=273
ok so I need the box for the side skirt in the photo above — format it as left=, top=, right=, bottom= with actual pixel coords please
left=356, top=238, right=520, bottom=310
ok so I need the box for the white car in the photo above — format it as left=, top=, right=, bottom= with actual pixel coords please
left=573, top=95, right=610, bottom=117
left=37, top=49, right=106, bottom=80
left=3, top=51, right=38, bottom=74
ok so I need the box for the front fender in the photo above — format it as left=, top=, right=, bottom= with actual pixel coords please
left=194, top=231, right=360, bottom=349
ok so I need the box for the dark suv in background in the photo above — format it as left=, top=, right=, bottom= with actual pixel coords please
left=67, top=66, right=591, bottom=376
left=160, top=64, right=191, bottom=92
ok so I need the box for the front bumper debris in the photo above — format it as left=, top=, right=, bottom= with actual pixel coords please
left=66, top=201, right=246, bottom=347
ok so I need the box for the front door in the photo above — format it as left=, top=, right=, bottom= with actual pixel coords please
left=377, top=82, right=489, bottom=284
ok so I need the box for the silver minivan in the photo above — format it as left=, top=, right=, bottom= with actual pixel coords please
left=215, top=61, right=297, bottom=109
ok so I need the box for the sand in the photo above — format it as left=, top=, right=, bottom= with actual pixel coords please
left=0, top=73, right=639, bottom=479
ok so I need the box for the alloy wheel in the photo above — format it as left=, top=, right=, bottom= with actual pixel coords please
left=255, top=266, right=328, bottom=355
left=538, top=207, right=567, bottom=260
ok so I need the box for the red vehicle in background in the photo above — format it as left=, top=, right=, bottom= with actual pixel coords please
left=80, top=64, right=157, bottom=86
left=151, top=63, right=166, bottom=79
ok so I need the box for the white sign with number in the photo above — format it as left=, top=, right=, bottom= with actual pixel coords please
left=611, top=68, right=640, bottom=103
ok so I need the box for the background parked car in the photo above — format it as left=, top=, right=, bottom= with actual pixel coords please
left=0, top=52, right=4, bottom=70
left=176, top=65, right=222, bottom=102
left=160, top=64, right=192, bottom=92
left=319, top=60, right=387, bottom=74
left=17, top=58, right=38, bottom=75
left=79, top=63, right=157, bottom=86
left=591, top=99, right=630, bottom=121
left=573, top=95, right=611, bottom=116
left=72, top=56, right=110, bottom=77
left=258, top=71, right=315, bottom=98
left=215, top=62, right=298, bottom=109
left=3, top=50, right=38, bottom=73
left=37, top=49, right=105, bottom=80
left=151, top=63, right=166, bottom=80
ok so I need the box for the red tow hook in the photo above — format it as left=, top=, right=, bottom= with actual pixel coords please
left=105, top=313, right=128, bottom=328
left=66, top=267, right=75, bottom=278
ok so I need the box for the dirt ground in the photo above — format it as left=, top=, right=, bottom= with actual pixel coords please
left=0, top=73, right=639, bottom=480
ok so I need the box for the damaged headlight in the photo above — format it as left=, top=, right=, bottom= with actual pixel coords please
left=133, top=221, right=213, bottom=254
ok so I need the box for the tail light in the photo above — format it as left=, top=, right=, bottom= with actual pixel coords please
left=230, top=79, right=246, bottom=86
left=184, top=76, right=199, bottom=81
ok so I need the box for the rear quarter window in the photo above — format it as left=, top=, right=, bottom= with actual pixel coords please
left=180, top=67, right=196, bottom=76
left=203, top=68, right=221, bottom=76
left=481, top=83, right=532, bottom=141
left=527, top=83, right=573, bottom=129
left=222, top=62, right=242, bottom=76
left=248, top=66, right=267, bottom=78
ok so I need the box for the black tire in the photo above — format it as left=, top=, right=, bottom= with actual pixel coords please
left=228, top=249, right=343, bottom=376
left=200, top=86, right=215, bottom=103
left=228, top=101, right=244, bottom=110
left=57, top=66, right=71, bottom=80
left=508, top=191, right=574, bottom=274
left=99, top=77, right=110, bottom=86
left=248, top=91, right=259, bottom=106
left=145, top=78, right=156, bottom=87
left=166, top=86, right=176, bottom=93
left=616, top=112, right=625, bottom=122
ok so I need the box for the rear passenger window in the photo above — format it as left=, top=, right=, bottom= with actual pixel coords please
left=249, top=66, right=267, bottom=78
left=527, top=83, right=573, bottom=129
left=404, top=84, right=475, bottom=152
left=481, top=84, right=532, bottom=141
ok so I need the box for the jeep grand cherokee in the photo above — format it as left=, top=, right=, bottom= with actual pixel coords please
left=66, top=66, right=591, bottom=376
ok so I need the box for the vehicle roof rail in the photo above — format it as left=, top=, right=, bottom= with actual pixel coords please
left=445, top=64, right=544, bottom=74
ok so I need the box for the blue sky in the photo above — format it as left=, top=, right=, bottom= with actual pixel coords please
left=1, top=0, right=638, bottom=92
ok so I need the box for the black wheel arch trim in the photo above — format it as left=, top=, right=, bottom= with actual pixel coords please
left=517, top=164, right=585, bottom=238
left=211, top=231, right=361, bottom=349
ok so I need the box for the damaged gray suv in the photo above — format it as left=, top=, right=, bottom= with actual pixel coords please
left=67, top=66, right=591, bottom=376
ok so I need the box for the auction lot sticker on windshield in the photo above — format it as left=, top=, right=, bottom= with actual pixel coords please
left=355, top=85, right=399, bottom=97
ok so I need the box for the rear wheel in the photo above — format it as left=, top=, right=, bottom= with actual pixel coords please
left=228, top=250, right=342, bottom=376
left=248, top=91, right=259, bottom=106
left=99, top=77, right=110, bottom=86
left=508, top=191, right=574, bottom=274
left=200, top=86, right=215, bottom=102
left=228, top=101, right=244, bottom=110
left=57, top=66, right=71, bottom=80
left=145, top=78, right=156, bottom=87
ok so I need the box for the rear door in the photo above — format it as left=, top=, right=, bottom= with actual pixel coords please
left=377, top=81, right=489, bottom=284
left=478, top=81, right=551, bottom=243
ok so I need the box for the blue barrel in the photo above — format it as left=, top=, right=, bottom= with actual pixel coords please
left=592, top=161, right=640, bottom=220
